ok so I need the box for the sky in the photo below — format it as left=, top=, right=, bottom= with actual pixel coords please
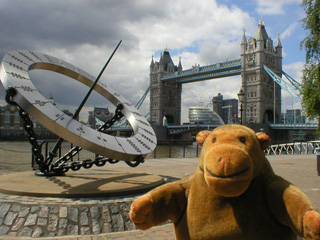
left=0, top=0, right=307, bottom=123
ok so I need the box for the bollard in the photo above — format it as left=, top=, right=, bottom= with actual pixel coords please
left=317, top=152, right=320, bottom=176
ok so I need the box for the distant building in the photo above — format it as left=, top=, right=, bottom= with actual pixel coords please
left=188, top=106, right=224, bottom=125
left=212, top=93, right=238, bottom=124
left=0, top=104, right=57, bottom=140
left=88, top=107, right=114, bottom=129
left=281, top=109, right=306, bottom=124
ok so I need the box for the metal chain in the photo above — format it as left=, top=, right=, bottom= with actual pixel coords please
left=5, top=88, right=47, bottom=172
left=5, top=88, right=144, bottom=175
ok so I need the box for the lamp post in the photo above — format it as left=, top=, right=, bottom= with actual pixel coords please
left=237, top=88, right=245, bottom=125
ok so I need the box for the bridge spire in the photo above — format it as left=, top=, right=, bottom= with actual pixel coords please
left=276, top=32, right=282, bottom=48
left=241, top=29, right=247, bottom=46
left=178, top=56, right=182, bottom=71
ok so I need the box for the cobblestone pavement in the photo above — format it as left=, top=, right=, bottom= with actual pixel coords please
left=0, top=155, right=319, bottom=239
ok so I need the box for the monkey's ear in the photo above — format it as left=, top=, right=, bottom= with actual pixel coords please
left=256, top=132, right=271, bottom=151
left=196, top=130, right=211, bottom=146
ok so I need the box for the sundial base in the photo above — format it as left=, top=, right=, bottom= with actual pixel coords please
left=0, top=169, right=164, bottom=198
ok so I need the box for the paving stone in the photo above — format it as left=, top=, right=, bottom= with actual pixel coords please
left=24, top=213, right=38, bottom=226
left=11, top=204, right=20, bottom=212
left=39, top=205, right=49, bottom=217
left=0, top=203, right=11, bottom=218
left=90, top=205, right=101, bottom=219
left=7, top=232, right=18, bottom=237
left=102, top=222, right=112, bottom=233
left=120, top=203, right=130, bottom=212
left=59, top=206, right=68, bottom=218
left=112, top=214, right=124, bottom=232
left=18, top=206, right=30, bottom=218
left=110, top=205, right=119, bottom=214
left=69, top=207, right=79, bottom=223
left=59, top=218, right=68, bottom=229
left=80, top=206, right=89, bottom=212
left=0, top=225, right=10, bottom=235
left=58, top=228, right=67, bottom=236
left=37, top=217, right=48, bottom=226
left=45, top=231, right=56, bottom=237
left=125, top=219, right=135, bottom=230
left=92, top=219, right=101, bottom=234
left=67, top=225, right=78, bottom=235
left=80, top=211, right=89, bottom=225
left=49, top=205, right=59, bottom=214
left=30, top=205, right=40, bottom=213
left=4, top=211, right=18, bottom=225
left=19, top=227, right=33, bottom=237
left=32, top=226, right=43, bottom=238
left=102, top=206, right=112, bottom=222
left=47, top=214, right=58, bottom=232
left=80, top=226, right=91, bottom=235
left=11, top=218, right=25, bottom=231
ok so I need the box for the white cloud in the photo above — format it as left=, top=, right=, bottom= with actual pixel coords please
left=283, top=61, right=304, bottom=81
left=256, top=0, right=301, bottom=15
left=281, top=22, right=299, bottom=39
left=0, top=0, right=269, bottom=124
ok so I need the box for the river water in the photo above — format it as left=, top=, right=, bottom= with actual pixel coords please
left=0, top=141, right=201, bottom=173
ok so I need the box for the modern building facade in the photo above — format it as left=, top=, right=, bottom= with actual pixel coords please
left=212, top=93, right=238, bottom=124
left=240, top=19, right=282, bottom=124
left=281, top=109, right=306, bottom=124
left=188, top=107, right=224, bottom=125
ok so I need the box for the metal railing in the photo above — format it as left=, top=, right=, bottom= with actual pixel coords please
left=265, top=141, right=320, bottom=155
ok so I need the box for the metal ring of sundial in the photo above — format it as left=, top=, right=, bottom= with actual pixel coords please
left=0, top=50, right=157, bottom=161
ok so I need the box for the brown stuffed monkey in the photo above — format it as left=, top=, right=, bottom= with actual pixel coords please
left=130, top=124, right=320, bottom=240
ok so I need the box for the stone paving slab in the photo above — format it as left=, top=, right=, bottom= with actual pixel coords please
left=0, top=155, right=318, bottom=239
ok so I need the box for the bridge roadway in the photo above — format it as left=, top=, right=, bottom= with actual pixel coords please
left=161, top=59, right=241, bottom=84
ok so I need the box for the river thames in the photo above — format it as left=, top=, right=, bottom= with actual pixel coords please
left=0, top=141, right=201, bottom=173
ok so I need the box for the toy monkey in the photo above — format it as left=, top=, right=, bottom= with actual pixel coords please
left=130, top=125, right=320, bottom=239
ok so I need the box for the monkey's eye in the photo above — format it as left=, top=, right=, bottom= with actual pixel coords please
left=212, top=137, right=217, bottom=143
left=239, top=137, right=246, bottom=144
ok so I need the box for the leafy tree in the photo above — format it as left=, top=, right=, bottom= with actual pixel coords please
left=300, top=0, right=320, bottom=135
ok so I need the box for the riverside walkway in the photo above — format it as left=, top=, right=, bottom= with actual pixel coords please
left=0, top=155, right=319, bottom=240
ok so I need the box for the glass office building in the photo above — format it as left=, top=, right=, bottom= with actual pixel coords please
left=189, top=107, right=225, bottom=125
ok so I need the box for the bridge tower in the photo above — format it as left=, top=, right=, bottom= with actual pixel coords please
left=241, top=19, right=282, bottom=124
left=149, top=48, right=182, bottom=126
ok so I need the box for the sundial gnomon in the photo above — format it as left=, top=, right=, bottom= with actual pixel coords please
left=0, top=43, right=157, bottom=175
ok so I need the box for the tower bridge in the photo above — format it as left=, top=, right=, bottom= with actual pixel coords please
left=148, top=19, right=316, bottom=143
left=150, top=19, right=282, bottom=127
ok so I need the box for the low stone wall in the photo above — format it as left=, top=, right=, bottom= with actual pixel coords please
left=0, top=193, right=137, bottom=238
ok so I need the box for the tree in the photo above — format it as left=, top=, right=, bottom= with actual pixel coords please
left=300, top=0, right=320, bottom=135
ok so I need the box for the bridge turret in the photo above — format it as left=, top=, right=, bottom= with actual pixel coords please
left=241, top=30, right=247, bottom=49
left=150, top=55, right=155, bottom=72
left=241, top=18, right=282, bottom=125
left=275, top=33, right=282, bottom=55
left=178, top=57, right=182, bottom=72
left=149, top=48, right=182, bottom=126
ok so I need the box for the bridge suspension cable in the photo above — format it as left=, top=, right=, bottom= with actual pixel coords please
left=263, top=65, right=301, bottom=100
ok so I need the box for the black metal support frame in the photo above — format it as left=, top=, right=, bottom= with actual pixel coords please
left=5, top=88, right=144, bottom=176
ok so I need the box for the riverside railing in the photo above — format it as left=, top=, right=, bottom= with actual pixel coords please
left=32, top=140, right=320, bottom=170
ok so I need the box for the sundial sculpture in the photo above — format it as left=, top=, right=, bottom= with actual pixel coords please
left=0, top=41, right=157, bottom=176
